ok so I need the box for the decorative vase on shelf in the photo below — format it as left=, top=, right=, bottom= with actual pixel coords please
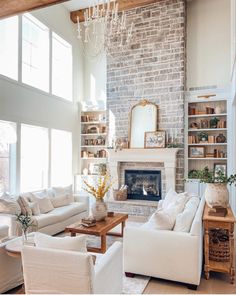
left=91, top=199, right=108, bottom=221
left=205, top=183, right=229, bottom=208
left=216, top=133, right=226, bottom=143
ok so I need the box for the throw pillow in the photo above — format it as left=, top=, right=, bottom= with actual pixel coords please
left=0, top=198, right=21, bottom=215
left=18, top=196, right=32, bottom=215
left=32, top=190, right=48, bottom=199
left=34, top=232, right=87, bottom=253
left=51, top=194, right=73, bottom=208
left=29, top=202, right=40, bottom=216
left=174, top=197, right=200, bottom=232
left=52, top=185, right=73, bottom=198
left=30, top=195, right=54, bottom=214
left=162, top=188, right=178, bottom=209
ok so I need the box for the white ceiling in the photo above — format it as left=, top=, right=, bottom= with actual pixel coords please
left=63, top=0, right=114, bottom=12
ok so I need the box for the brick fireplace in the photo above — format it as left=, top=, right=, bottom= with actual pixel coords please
left=107, top=0, right=186, bottom=192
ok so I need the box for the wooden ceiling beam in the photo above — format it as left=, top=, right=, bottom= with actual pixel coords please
left=0, top=0, right=69, bottom=19
left=71, top=0, right=158, bottom=23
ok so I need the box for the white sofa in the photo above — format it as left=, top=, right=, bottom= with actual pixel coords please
left=0, top=226, right=23, bottom=294
left=22, top=241, right=123, bottom=294
left=0, top=192, right=89, bottom=236
left=124, top=196, right=205, bottom=288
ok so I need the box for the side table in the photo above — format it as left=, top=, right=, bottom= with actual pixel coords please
left=203, top=204, right=236, bottom=284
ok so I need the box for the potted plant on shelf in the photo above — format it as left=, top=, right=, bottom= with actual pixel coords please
left=209, top=117, right=220, bottom=129
left=83, top=173, right=113, bottom=221
left=198, top=132, right=208, bottom=142
left=198, top=166, right=236, bottom=208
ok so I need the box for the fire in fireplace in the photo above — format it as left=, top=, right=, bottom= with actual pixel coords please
left=125, top=170, right=161, bottom=201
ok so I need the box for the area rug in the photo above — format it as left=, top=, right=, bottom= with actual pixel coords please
left=123, top=274, right=150, bottom=294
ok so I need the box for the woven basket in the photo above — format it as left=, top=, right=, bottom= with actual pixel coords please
left=113, top=189, right=127, bottom=201
left=209, top=229, right=230, bottom=262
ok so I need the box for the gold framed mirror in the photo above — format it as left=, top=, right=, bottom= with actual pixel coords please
left=128, top=99, right=158, bottom=148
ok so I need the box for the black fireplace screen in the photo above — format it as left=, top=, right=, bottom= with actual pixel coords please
left=125, top=170, right=161, bottom=201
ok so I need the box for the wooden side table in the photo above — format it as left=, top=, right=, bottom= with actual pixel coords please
left=203, top=204, right=236, bottom=284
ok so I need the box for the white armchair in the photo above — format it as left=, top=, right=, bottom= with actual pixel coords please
left=0, top=229, right=23, bottom=294
left=22, top=241, right=123, bottom=294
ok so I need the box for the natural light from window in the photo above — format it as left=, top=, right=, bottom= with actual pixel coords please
left=21, top=124, right=49, bottom=192
left=0, top=16, right=18, bottom=80
left=52, top=32, right=72, bottom=101
left=51, top=129, right=72, bottom=186
left=22, top=14, right=49, bottom=92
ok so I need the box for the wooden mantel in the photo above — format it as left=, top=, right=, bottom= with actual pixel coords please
left=108, top=148, right=181, bottom=194
left=70, top=0, right=158, bottom=23
left=0, top=0, right=69, bottom=19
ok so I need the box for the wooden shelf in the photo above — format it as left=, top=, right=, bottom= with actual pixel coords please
left=188, top=98, right=227, bottom=104
left=81, top=145, right=107, bottom=148
left=81, top=133, right=106, bottom=136
left=81, top=158, right=107, bottom=161
left=188, top=143, right=227, bottom=146
left=81, top=121, right=106, bottom=124
left=188, top=128, right=227, bottom=132
left=188, top=158, right=227, bottom=161
left=188, top=113, right=227, bottom=118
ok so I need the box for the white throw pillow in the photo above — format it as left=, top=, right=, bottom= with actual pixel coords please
left=34, top=232, right=87, bottom=253
left=18, top=196, right=32, bottom=215
left=162, top=188, right=178, bottom=209
left=30, top=195, right=54, bottom=214
left=29, top=202, right=40, bottom=216
left=174, top=197, right=200, bottom=232
left=32, top=190, right=48, bottom=199
left=51, top=194, right=73, bottom=208
left=52, top=185, right=73, bottom=198
left=0, top=198, right=21, bottom=215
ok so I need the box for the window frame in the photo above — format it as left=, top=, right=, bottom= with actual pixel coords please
left=0, top=14, right=74, bottom=103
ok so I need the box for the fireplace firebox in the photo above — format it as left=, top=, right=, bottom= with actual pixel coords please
left=125, top=170, right=161, bottom=201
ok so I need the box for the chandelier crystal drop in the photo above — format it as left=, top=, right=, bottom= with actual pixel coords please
left=77, top=0, right=134, bottom=59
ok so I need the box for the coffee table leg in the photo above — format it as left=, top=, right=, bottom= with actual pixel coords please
left=71, top=232, right=76, bottom=237
left=107, top=221, right=126, bottom=237
left=101, top=235, right=106, bottom=253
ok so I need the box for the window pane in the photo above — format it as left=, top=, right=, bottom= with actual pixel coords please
left=52, top=33, right=72, bottom=101
left=0, top=121, right=17, bottom=195
left=0, top=16, right=18, bottom=80
left=21, top=124, right=48, bottom=192
left=22, top=14, right=49, bottom=92
left=51, top=129, right=72, bottom=186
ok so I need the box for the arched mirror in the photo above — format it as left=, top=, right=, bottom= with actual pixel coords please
left=129, top=99, right=158, bottom=148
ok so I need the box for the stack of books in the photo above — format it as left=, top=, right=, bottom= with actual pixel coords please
left=81, top=217, right=96, bottom=227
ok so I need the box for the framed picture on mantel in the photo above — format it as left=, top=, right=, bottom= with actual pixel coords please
left=144, top=131, right=166, bottom=148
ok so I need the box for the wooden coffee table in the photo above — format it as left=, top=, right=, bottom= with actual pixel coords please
left=65, top=213, right=128, bottom=253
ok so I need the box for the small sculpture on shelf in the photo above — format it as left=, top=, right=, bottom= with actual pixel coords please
left=216, top=133, right=226, bottom=143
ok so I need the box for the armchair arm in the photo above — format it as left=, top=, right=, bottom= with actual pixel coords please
left=73, top=194, right=89, bottom=212
left=0, top=225, right=9, bottom=239
left=0, top=214, right=20, bottom=236
left=94, top=242, right=123, bottom=294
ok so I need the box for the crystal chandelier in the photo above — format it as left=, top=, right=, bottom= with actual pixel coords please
left=77, top=0, right=134, bottom=59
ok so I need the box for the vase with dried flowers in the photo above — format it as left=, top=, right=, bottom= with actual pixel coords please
left=16, top=213, right=35, bottom=244
left=83, top=173, right=113, bottom=221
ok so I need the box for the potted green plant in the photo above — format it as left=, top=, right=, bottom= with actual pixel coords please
left=210, top=117, right=220, bottom=129
left=198, top=167, right=236, bottom=208
left=198, top=132, right=208, bottom=142
left=16, top=213, right=35, bottom=244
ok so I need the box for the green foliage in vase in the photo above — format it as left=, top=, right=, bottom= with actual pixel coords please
left=197, top=166, right=236, bottom=184
left=15, top=213, right=35, bottom=233
left=198, top=132, right=208, bottom=141
left=209, top=117, right=220, bottom=128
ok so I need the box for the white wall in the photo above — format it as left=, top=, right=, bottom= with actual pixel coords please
left=0, top=4, right=83, bottom=190
left=187, top=0, right=231, bottom=89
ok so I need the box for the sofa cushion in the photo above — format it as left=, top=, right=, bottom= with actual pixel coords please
left=29, top=194, right=54, bottom=214
left=18, top=196, right=32, bottom=215
left=33, top=214, right=61, bottom=229
left=51, top=194, right=74, bottom=208
left=34, top=232, right=87, bottom=252
left=50, top=203, right=87, bottom=222
left=29, top=202, right=40, bottom=216
left=173, top=197, right=200, bottom=232
left=0, top=198, right=21, bottom=215
left=52, top=185, right=73, bottom=198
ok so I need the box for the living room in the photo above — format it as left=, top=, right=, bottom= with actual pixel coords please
left=0, top=0, right=235, bottom=294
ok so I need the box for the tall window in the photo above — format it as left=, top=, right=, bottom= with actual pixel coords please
left=21, top=124, right=48, bottom=192
left=22, top=14, right=49, bottom=92
left=51, top=129, right=72, bottom=186
left=0, top=16, right=18, bottom=80
left=52, top=33, right=72, bottom=101
left=0, top=121, right=16, bottom=195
